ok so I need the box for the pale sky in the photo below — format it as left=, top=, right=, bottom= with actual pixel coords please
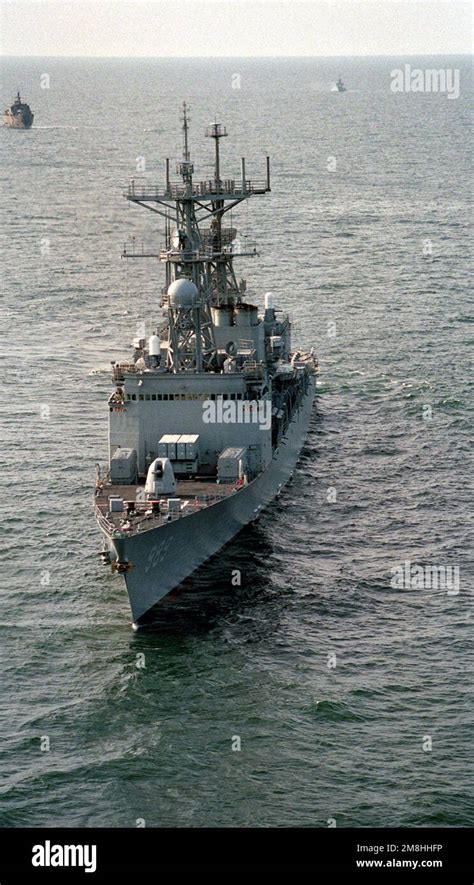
left=0, top=0, right=472, bottom=57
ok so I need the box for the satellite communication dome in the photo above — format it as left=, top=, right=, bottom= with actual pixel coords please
left=168, top=278, right=198, bottom=308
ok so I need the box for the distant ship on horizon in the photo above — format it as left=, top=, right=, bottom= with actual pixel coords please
left=335, top=76, right=347, bottom=93
left=3, top=91, right=34, bottom=129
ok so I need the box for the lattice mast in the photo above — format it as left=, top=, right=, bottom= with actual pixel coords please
left=123, top=102, right=271, bottom=370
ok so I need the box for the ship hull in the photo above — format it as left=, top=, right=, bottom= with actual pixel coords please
left=3, top=114, right=34, bottom=129
left=99, top=376, right=315, bottom=625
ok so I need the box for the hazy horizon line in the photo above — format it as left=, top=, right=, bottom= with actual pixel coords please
left=2, top=51, right=472, bottom=60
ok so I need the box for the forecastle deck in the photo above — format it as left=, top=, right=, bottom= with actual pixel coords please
left=95, top=476, right=242, bottom=538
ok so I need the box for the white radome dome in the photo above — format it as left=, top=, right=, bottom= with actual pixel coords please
left=148, top=334, right=160, bottom=356
left=264, top=291, right=274, bottom=309
left=168, top=278, right=198, bottom=308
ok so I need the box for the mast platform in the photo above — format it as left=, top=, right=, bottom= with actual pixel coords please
left=125, top=177, right=270, bottom=203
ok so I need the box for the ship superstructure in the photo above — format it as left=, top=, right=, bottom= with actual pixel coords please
left=95, top=105, right=318, bottom=626
left=3, top=91, right=34, bottom=129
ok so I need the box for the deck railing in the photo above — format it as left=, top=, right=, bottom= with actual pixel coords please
left=126, top=179, right=269, bottom=201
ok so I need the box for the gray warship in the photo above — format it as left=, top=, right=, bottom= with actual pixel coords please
left=95, top=105, right=318, bottom=626
left=3, top=91, right=34, bottom=128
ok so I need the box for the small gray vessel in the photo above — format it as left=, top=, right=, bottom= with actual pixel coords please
left=95, top=104, right=318, bottom=626
left=3, top=90, right=34, bottom=128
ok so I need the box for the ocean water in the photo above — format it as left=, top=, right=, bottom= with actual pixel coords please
left=0, top=56, right=472, bottom=828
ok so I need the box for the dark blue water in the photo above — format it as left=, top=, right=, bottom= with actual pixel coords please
left=0, top=56, right=472, bottom=827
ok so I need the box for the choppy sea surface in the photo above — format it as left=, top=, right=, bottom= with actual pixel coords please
left=0, top=56, right=472, bottom=827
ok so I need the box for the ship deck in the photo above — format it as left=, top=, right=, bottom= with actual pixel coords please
left=95, top=476, right=240, bottom=537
